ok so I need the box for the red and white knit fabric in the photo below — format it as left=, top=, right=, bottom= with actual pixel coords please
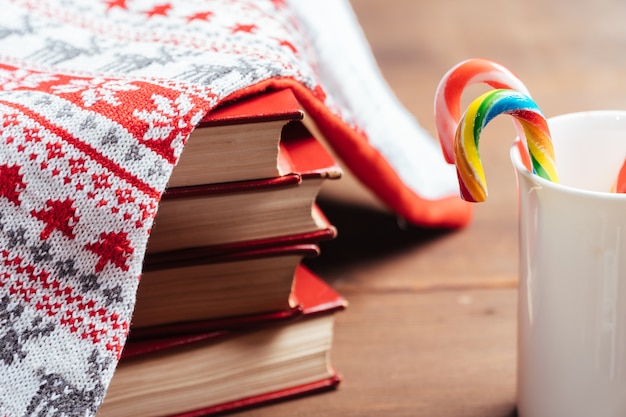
left=0, top=1, right=466, bottom=416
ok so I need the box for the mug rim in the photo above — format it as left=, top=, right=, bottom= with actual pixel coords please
left=510, top=109, right=626, bottom=201
left=511, top=146, right=626, bottom=201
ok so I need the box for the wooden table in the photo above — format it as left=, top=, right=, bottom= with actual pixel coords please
left=250, top=0, right=626, bottom=415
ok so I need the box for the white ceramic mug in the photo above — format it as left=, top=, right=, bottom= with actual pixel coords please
left=512, top=111, right=626, bottom=417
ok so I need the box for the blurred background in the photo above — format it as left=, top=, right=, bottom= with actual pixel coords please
left=311, top=0, right=626, bottom=281
left=269, top=1, right=626, bottom=415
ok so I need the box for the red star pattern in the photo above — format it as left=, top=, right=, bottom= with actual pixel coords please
left=0, top=164, right=25, bottom=206
left=2, top=113, right=19, bottom=128
left=186, top=11, right=214, bottom=22
left=91, top=172, right=111, bottom=189
left=31, top=199, right=79, bottom=240
left=115, top=188, right=136, bottom=205
left=46, top=141, right=65, bottom=160
left=104, top=0, right=128, bottom=10
left=85, top=231, right=134, bottom=272
left=68, top=157, right=88, bottom=175
left=0, top=0, right=348, bottom=413
left=144, top=3, right=172, bottom=18
left=231, top=23, right=257, bottom=34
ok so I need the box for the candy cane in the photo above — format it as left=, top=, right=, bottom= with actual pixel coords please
left=454, top=89, right=558, bottom=202
left=434, top=58, right=530, bottom=165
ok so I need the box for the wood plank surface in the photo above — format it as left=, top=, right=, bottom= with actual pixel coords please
left=244, top=0, right=626, bottom=415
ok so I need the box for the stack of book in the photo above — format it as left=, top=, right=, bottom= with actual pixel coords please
left=97, top=88, right=347, bottom=417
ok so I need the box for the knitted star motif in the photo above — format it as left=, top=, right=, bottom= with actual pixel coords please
left=85, top=232, right=134, bottom=273
left=31, top=199, right=79, bottom=240
left=0, top=165, right=26, bottom=205
left=0, top=2, right=325, bottom=416
left=0, top=1, right=469, bottom=416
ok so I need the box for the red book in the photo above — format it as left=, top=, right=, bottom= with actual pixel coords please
left=147, top=122, right=342, bottom=253
left=132, top=204, right=336, bottom=337
left=167, top=88, right=307, bottom=188
left=133, top=241, right=316, bottom=337
left=142, top=203, right=336, bottom=272
left=99, top=265, right=347, bottom=417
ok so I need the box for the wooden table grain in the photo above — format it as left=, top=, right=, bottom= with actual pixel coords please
left=246, top=0, right=626, bottom=415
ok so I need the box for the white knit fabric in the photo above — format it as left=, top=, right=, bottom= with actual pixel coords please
left=287, top=0, right=459, bottom=199
left=0, top=1, right=459, bottom=416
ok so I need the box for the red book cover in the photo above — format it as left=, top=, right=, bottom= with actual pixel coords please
left=125, top=264, right=347, bottom=353
left=101, top=266, right=347, bottom=417
left=162, top=122, right=341, bottom=200
left=134, top=205, right=338, bottom=338
left=197, top=88, right=304, bottom=127
left=169, top=88, right=310, bottom=188
left=132, top=243, right=321, bottom=339
left=148, top=122, right=342, bottom=254
left=170, top=266, right=347, bottom=417
left=143, top=203, right=335, bottom=271
left=134, top=242, right=322, bottom=333
left=172, top=376, right=342, bottom=417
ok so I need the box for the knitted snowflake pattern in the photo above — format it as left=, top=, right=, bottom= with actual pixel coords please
left=0, top=1, right=337, bottom=415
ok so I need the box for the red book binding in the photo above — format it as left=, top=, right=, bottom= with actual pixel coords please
left=99, top=266, right=347, bottom=417
left=125, top=265, right=347, bottom=357
left=168, top=88, right=307, bottom=188
left=198, top=88, right=304, bottom=127
left=142, top=203, right=335, bottom=271
left=148, top=122, right=342, bottom=254
left=132, top=204, right=338, bottom=337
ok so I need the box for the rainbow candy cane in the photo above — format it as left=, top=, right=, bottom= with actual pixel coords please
left=454, top=89, right=559, bottom=202
left=434, top=58, right=531, bottom=164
